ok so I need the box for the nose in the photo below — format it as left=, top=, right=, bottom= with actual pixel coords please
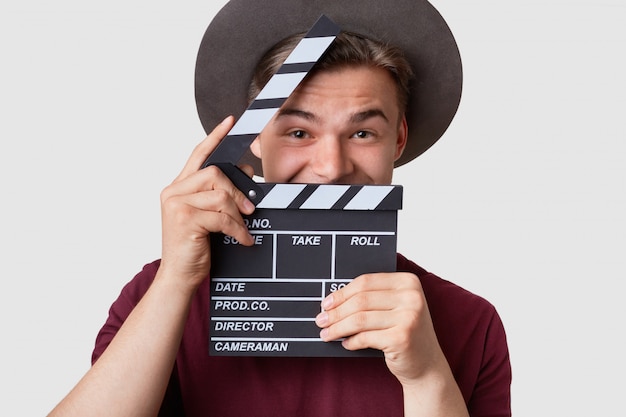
left=310, top=136, right=354, bottom=183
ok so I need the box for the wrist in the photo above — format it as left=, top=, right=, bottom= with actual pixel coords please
left=400, top=366, right=468, bottom=417
left=154, top=263, right=206, bottom=299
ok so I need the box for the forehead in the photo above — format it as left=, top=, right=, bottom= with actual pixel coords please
left=285, top=65, right=402, bottom=111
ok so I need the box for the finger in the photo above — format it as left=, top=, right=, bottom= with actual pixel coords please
left=238, top=163, right=255, bottom=178
left=175, top=115, right=235, bottom=181
left=318, top=310, right=395, bottom=342
left=194, top=209, right=254, bottom=247
left=163, top=164, right=255, bottom=216
left=322, top=272, right=420, bottom=310
left=163, top=192, right=254, bottom=246
left=340, top=329, right=394, bottom=352
left=317, top=289, right=399, bottom=328
left=325, top=311, right=417, bottom=353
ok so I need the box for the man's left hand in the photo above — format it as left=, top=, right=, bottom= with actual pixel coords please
left=315, top=272, right=446, bottom=385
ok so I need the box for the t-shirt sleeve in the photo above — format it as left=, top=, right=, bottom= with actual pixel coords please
left=396, top=253, right=512, bottom=416
left=467, top=307, right=512, bottom=417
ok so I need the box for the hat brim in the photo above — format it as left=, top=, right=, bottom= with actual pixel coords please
left=195, top=0, right=462, bottom=175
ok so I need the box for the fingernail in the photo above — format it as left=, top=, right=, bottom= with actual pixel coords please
left=321, top=295, right=333, bottom=310
left=316, top=312, right=328, bottom=326
left=320, top=328, right=329, bottom=340
left=243, top=198, right=255, bottom=213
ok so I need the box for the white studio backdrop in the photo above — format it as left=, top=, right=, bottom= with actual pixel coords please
left=1, top=1, right=624, bottom=415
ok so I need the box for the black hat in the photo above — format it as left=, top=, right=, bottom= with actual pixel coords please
left=195, top=0, right=462, bottom=173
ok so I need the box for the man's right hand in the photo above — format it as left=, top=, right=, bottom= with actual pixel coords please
left=158, top=115, right=256, bottom=292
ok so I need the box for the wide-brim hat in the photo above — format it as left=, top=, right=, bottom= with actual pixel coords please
left=195, top=0, right=462, bottom=175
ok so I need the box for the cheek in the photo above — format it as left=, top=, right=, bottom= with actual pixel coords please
left=365, top=163, right=394, bottom=184
left=352, top=146, right=396, bottom=178
left=261, top=147, right=308, bottom=182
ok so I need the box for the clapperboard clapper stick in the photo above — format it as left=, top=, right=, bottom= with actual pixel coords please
left=201, top=14, right=342, bottom=205
left=200, top=15, right=404, bottom=357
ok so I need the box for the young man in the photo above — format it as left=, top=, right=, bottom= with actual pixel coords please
left=48, top=1, right=511, bottom=416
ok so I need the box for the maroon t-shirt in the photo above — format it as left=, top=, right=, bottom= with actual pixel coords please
left=93, top=254, right=511, bottom=416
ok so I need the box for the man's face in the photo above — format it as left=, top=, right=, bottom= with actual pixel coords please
left=251, top=65, right=407, bottom=185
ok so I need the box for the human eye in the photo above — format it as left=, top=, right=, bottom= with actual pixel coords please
left=288, top=129, right=310, bottom=139
left=351, top=130, right=374, bottom=139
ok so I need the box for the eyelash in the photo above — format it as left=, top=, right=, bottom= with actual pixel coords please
left=352, top=130, right=373, bottom=139
left=288, top=130, right=309, bottom=139
left=288, top=130, right=374, bottom=139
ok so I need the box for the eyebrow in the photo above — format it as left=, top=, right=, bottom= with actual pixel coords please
left=275, top=108, right=318, bottom=123
left=275, top=107, right=389, bottom=124
left=350, top=109, right=389, bottom=124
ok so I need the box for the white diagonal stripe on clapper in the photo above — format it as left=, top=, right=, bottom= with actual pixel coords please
left=256, top=184, right=307, bottom=209
left=344, top=186, right=395, bottom=210
left=229, top=108, right=278, bottom=136
left=284, top=37, right=336, bottom=64
left=256, top=73, right=308, bottom=100
left=300, top=185, right=351, bottom=209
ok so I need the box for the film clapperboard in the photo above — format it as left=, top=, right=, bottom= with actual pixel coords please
left=201, top=15, right=403, bottom=357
